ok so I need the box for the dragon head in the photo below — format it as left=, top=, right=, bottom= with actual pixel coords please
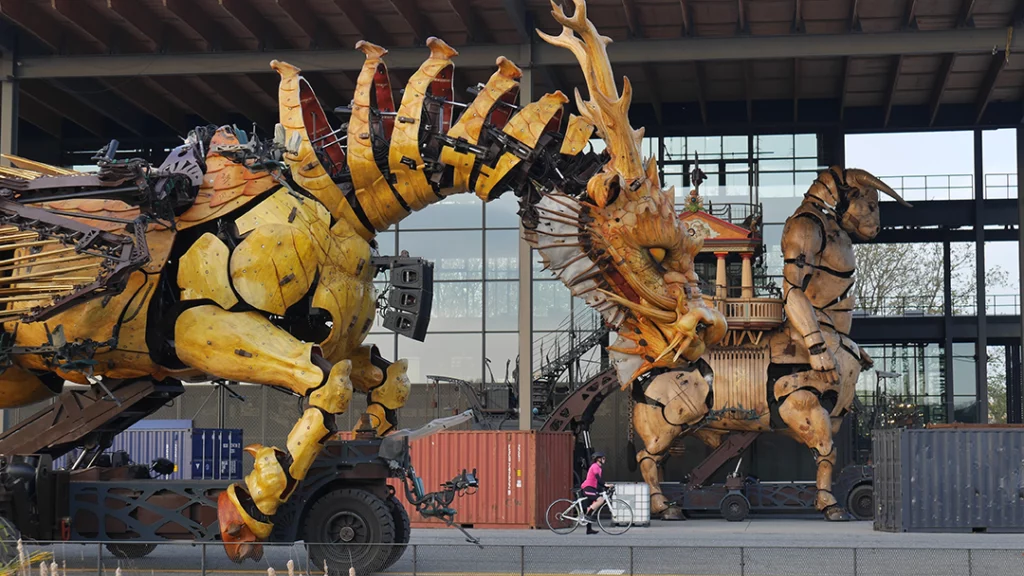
left=527, top=0, right=727, bottom=388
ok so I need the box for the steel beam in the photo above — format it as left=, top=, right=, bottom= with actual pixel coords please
left=0, top=0, right=66, bottom=52
left=975, top=50, right=1006, bottom=124
left=943, top=234, right=954, bottom=422
left=883, top=55, right=903, bottom=127
left=150, top=76, right=224, bottom=125
left=14, top=27, right=1023, bottom=78
left=518, top=55, right=533, bottom=432
left=107, top=0, right=164, bottom=51
left=974, top=129, right=988, bottom=423
left=21, top=81, right=104, bottom=136
left=1, top=54, right=17, bottom=165
left=214, top=0, right=287, bottom=49
left=1018, top=127, right=1024, bottom=423
left=958, top=0, right=977, bottom=28
left=501, top=0, right=530, bottom=43
left=387, top=0, right=435, bottom=45
left=904, top=0, right=918, bottom=29
left=928, top=54, right=956, bottom=126
left=18, top=93, right=61, bottom=137
left=446, top=0, right=492, bottom=43
left=110, top=78, right=187, bottom=133
left=330, top=0, right=391, bottom=46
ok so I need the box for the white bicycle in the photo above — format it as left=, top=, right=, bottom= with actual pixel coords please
left=545, top=485, right=633, bottom=535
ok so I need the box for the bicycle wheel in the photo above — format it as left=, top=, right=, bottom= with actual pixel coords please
left=598, top=498, right=633, bottom=535
left=545, top=498, right=581, bottom=534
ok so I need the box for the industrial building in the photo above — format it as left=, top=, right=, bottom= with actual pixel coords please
left=0, top=0, right=1021, bottom=485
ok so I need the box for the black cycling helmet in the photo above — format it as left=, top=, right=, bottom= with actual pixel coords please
left=592, top=451, right=605, bottom=461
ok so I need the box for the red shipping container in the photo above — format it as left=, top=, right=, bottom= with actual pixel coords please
left=339, top=430, right=574, bottom=529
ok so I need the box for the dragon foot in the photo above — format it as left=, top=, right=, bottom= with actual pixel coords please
left=822, top=504, right=851, bottom=522
left=218, top=484, right=272, bottom=562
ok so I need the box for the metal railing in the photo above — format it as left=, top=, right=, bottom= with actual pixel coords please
left=854, top=294, right=1021, bottom=317
left=876, top=173, right=1018, bottom=201
left=6, top=539, right=1024, bottom=576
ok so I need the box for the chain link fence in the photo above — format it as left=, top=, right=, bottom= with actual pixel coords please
left=5, top=540, right=1023, bottom=576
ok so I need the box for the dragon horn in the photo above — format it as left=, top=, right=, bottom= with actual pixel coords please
left=848, top=169, right=912, bottom=208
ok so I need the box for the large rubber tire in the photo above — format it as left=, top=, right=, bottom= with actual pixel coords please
left=382, top=494, right=411, bottom=570
left=303, top=488, right=396, bottom=575
left=846, top=483, right=874, bottom=521
left=720, top=494, right=750, bottom=522
left=105, top=543, right=158, bottom=559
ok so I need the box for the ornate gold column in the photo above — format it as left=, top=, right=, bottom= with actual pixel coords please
left=740, top=253, right=753, bottom=299
left=715, top=252, right=728, bottom=300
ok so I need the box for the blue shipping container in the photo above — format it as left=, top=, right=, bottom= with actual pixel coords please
left=191, top=428, right=243, bottom=480
left=54, top=419, right=193, bottom=479
left=54, top=421, right=242, bottom=480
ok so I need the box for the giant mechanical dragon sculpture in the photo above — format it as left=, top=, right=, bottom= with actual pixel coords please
left=0, top=0, right=908, bottom=561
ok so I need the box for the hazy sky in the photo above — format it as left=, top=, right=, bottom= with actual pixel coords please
left=846, top=129, right=1020, bottom=297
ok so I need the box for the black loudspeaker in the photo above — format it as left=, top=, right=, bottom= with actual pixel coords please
left=382, top=257, right=434, bottom=341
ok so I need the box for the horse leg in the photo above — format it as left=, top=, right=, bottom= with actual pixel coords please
left=633, top=366, right=711, bottom=515
left=776, top=387, right=847, bottom=521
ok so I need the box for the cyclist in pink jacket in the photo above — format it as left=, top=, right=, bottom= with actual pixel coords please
left=580, top=451, right=606, bottom=534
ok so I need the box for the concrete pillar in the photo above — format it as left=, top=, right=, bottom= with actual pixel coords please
left=715, top=252, right=728, bottom=299
left=517, top=63, right=534, bottom=431
left=740, top=253, right=753, bottom=299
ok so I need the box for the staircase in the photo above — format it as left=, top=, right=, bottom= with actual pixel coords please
left=529, top=307, right=610, bottom=416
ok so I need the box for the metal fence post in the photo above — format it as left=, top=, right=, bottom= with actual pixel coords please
left=629, top=546, right=634, bottom=576
left=968, top=549, right=972, bottom=576
left=520, top=545, right=525, bottom=576
left=739, top=546, right=745, bottom=576
left=97, top=542, right=103, bottom=576
left=201, top=543, right=207, bottom=576
left=852, top=547, right=857, bottom=576
left=412, top=544, right=418, bottom=576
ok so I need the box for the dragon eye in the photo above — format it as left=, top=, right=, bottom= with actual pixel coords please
left=647, top=247, right=666, bottom=264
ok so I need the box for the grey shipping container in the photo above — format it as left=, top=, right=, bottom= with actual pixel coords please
left=874, top=427, right=1024, bottom=532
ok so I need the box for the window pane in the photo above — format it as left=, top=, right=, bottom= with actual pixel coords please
left=486, top=192, right=521, bottom=228
left=485, top=333, right=519, bottom=387
left=374, top=231, right=396, bottom=256
left=399, top=333, right=482, bottom=383
left=757, top=134, right=794, bottom=158
left=401, top=193, right=482, bottom=230
left=794, top=133, right=817, bottom=157
left=398, top=230, right=482, bottom=279
left=533, top=280, right=572, bottom=330
left=363, top=333, right=396, bottom=361
left=430, top=282, right=483, bottom=331
left=723, top=136, right=748, bottom=157
left=486, top=281, right=518, bottom=331
left=486, top=229, right=519, bottom=279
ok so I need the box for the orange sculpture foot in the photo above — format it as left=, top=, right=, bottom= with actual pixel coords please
left=217, top=485, right=272, bottom=562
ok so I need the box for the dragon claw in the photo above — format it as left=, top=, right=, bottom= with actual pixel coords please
left=218, top=485, right=270, bottom=563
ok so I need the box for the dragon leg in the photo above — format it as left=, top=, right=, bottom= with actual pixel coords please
left=632, top=367, right=710, bottom=515
left=173, top=305, right=355, bottom=562
left=347, top=345, right=410, bottom=436
left=776, top=388, right=847, bottom=521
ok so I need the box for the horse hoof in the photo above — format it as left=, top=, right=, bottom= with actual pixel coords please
left=823, top=505, right=851, bottom=522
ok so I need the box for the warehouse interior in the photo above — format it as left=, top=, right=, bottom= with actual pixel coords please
left=0, top=0, right=1021, bottom=484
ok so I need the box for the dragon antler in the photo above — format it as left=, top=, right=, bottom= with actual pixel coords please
left=538, top=0, right=645, bottom=185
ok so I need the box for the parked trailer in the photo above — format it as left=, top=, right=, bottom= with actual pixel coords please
left=0, top=412, right=480, bottom=574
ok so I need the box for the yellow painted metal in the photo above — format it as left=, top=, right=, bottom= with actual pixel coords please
left=243, top=445, right=289, bottom=517
left=178, top=233, right=238, bottom=309
left=226, top=484, right=273, bottom=539
left=362, top=403, right=392, bottom=436
left=439, top=57, right=522, bottom=193
left=309, top=359, right=354, bottom=414
left=559, top=114, right=596, bottom=156
left=178, top=128, right=281, bottom=229
left=369, top=358, right=411, bottom=410
left=388, top=38, right=457, bottom=211
left=346, top=43, right=409, bottom=233
left=173, top=305, right=324, bottom=395
left=348, top=345, right=384, bottom=393
left=229, top=224, right=318, bottom=315
left=0, top=364, right=56, bottom=408
left=272, top=61, right=350, bottom=224
left=474, top=92, right=569, bottom=200
left=286, top=408, right=331, bottom=480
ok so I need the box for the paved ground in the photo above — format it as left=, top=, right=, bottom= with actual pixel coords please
left=18, top=519, right=1024, bottom=576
